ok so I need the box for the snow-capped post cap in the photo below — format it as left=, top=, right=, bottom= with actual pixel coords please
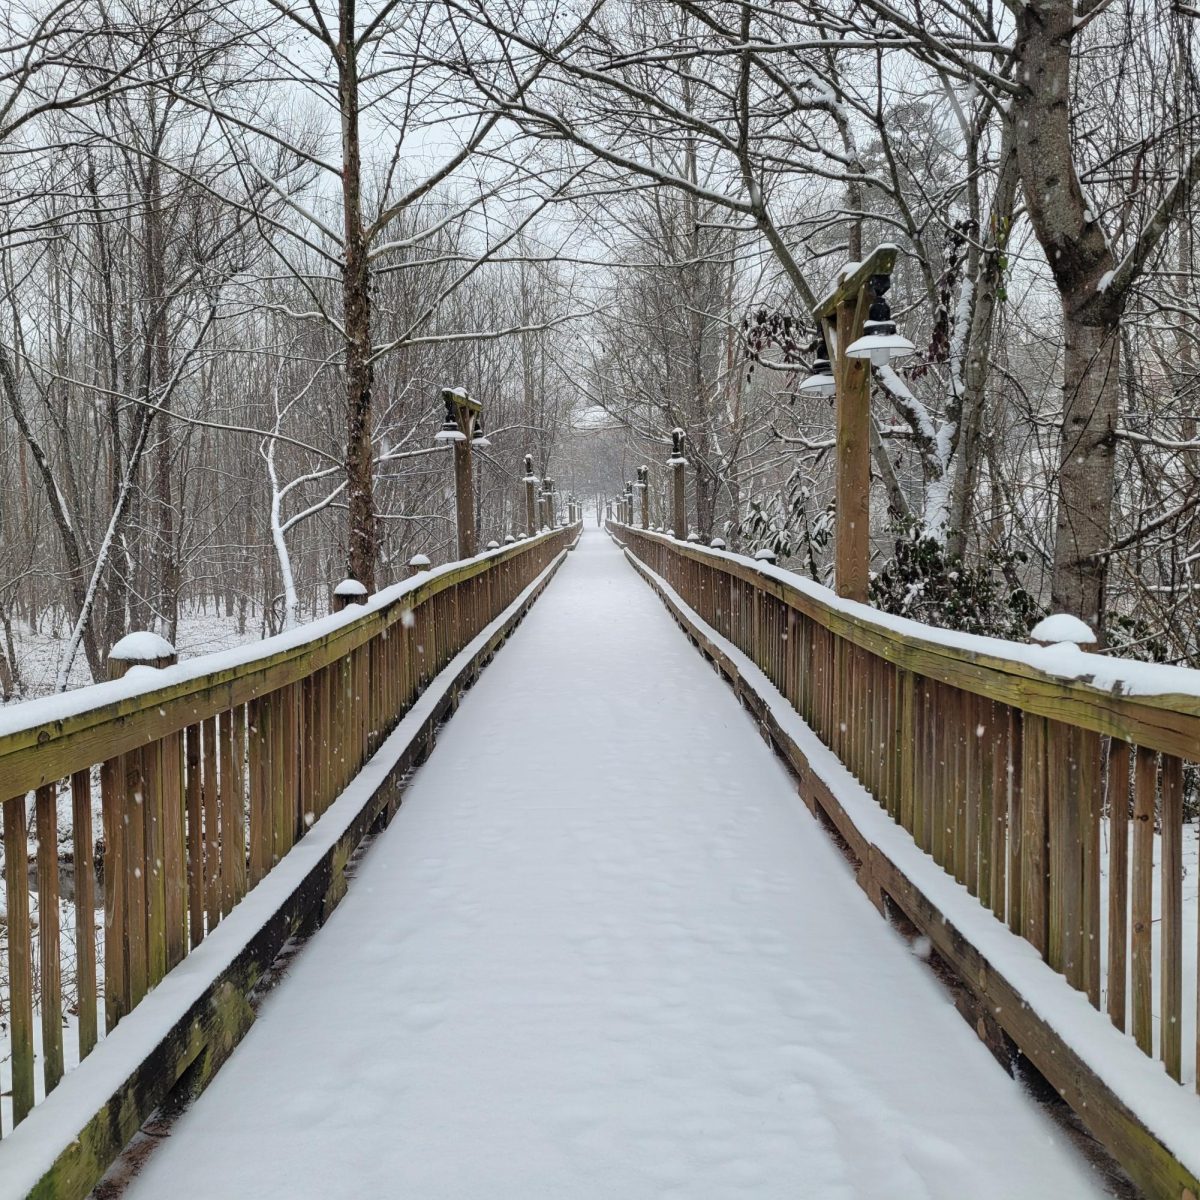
left=1029, top=613, right=1097, bottom=648
left=753, top=547, right=778, bottom=566
left=109, top=631, right=176, bottom=679
left=686, top=531, right=700, bottom=543
left=486, top=539, right=500, bottom=550
left=710, top=537, right=727, bottom=549
left=504, top=534, right=516, bottom=544
left=408, top=553, right=432, bottom=576
left=333, top=578, right=369, bottom=611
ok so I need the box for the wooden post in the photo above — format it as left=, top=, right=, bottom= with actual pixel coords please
left=638, top=466, right=649, bottom=528
left=523, top=454, right=538, bottom=536
left=453, top=434, right=475, bottom=557
left=833, top=294, right=871, bottom=601
left=408, top=553, right=430, bottom=577
left=812, top=246, right=898, bottom=603
left=333, top=578, right=369, bottom=611
left=106, top=632, right=177, bottom=1029
left=669, top=429, right=687, bottom=538
left=436, top=387, right=482, bottom=558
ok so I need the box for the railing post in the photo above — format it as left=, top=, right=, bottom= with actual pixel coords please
left=105, top=632, right=178, bottom=1033
left=523, top=454, right=538, bottom=537
left=833, top=294, right=871, bottom=601
left=409, top=553, right=431, bottom=577
left=669, top=428, right=687, bottom=538
left=435, top=388, right=483, bottom=558
left=638, top=465, right=649, bottom=528
left=333, top=578, right=369, bottom=611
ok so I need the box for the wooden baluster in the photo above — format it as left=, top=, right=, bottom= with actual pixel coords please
left=1047, top=720, right=1077, bottom=981
left=71, top=769, right=98, bottom=1059
left=125, top=751, right=149, bottom=1009
left=920, top=677, right=936, bottom=852
left=101, top=757, right=130, bottom=1027
left=302, top=676, right=317, bottom=825
left=232, top=705, right=248, bottom=901
left=35, top=783, right=64, bottom=1094
left=930, top=683, right=947, bottom=867
left=4, top=795, right=35, bottom=1123
left=899, top=671, right=916, bottom=833
left=989, top=706, right=1009, bottom=922
left=248, top=697, right=270, bottom=886
left=202, top=715, right=220, bottom=931
left=952, top=690, right=968, bottom=885
left=272, top=688, right=289, bottom=864
left=1106, top=739, right=1131, bottom=1031
left=1160, top=752, right=1183, bottom=1080
left=1007, top=708, right=1024, bottom=936
left=1020, top=713, right=1049, bottom=958
left=161, top=730, right=186, bottom=970
left=1131, top=745, right=1156, bottom=1056
left=1080, top=729, right=1102, bottom=1009
left=964, top=696, right=984, bottom=902
left=143, top=738, right=167, bottom=988
left=185, top=724, right=204, bottom=948
left=219, top=709, right=242, bottom=914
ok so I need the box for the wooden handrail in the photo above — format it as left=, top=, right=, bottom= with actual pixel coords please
left=615, top=529, right=1200, bottom=759
left=0, top=524, right=579, bottom=1137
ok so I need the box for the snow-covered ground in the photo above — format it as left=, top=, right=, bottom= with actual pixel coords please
left=1, top=608, right=262, bottom=703
left=120, top=530, right=1108, bottom=1199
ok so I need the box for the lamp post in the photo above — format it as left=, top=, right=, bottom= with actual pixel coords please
left=434, top=388, right=485, bottom=558
left=668, top=429, right=687, bottom=539
left=522, top=454, right=538, bottom=537
left=811, top=245, right=912, bottom=601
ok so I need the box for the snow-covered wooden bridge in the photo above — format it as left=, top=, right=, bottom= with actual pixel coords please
left=1, top=524, right=1198, bottom=1199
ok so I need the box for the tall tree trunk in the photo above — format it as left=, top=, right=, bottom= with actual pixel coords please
left=1013, top=0, right=1120, bottom=632
left=0, top=342, right=103, bottom=679
left=1051, top=316, right=1119, bottom=626
left=946, top=122, right=1019, bottom=561
left=339, top=10, right=376, bottom=590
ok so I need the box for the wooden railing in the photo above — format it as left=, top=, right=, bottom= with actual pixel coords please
left=610, top=521, right=1199, bottom=1196
left=0, top=525, right=577, bottom=1137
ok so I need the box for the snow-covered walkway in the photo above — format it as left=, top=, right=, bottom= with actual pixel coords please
left=122, top=529, right=1108, bottom=1199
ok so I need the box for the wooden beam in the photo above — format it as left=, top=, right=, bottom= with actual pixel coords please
left=813, top=244, right=900, bottom=321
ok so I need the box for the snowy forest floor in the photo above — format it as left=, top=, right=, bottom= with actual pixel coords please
left=1, top=608, right=263, bottom=703
left=110, top=530, right=1115, bottom=1199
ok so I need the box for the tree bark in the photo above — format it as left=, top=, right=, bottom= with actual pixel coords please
left=339, top=4, right=376, bottom=589
left=945, top=120, right=1019, bottom=561
left=1013, top=0, right=1120, bottom=630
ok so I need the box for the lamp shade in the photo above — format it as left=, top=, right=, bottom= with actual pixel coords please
left=846, top=323, right=915, bottom=366
left=799, top=370, right=836, bottom=399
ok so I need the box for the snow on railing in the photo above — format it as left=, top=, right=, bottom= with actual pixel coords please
left=610, top=519, right=1200, bottom=1200
left=0, top=525, right=578, bottom=1143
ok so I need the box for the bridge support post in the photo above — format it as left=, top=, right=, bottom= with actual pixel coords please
left=669, top=429, right=687, bottom=539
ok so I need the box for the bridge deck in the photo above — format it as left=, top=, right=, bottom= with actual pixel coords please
left=122, top=530, right=1107, bottom=1199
